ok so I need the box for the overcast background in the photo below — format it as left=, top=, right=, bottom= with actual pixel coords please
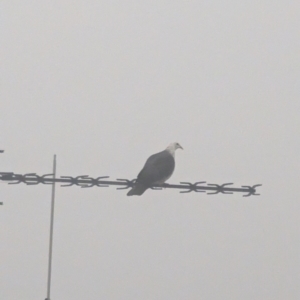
left=1, top=1, right=299, bottom=300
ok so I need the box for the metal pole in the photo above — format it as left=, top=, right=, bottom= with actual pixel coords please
left=45, top=155, right=56, bottom=300
left=0, top=150, right=3, bottom=204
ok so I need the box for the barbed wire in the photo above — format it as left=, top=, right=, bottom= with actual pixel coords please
left=0, top=151, right=261, bottom=300
left=0, top=172, right=261, bottom=197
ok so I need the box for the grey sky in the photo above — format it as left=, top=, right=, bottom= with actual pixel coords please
left=1, top=1, right=299, bottom=299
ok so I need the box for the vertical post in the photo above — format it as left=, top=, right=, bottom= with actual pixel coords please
left=0, top=150, right=3, bottom=205
left=45, top=155, right=56, bottom=300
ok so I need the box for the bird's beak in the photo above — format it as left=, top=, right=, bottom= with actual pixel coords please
left=178, top=145, right=183, bottom=150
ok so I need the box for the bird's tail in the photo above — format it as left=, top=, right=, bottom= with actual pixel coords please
left=127, top=182, right=148, bottom=196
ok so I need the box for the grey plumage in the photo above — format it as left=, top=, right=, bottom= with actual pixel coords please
left=127, top=142, right=183, bottom=196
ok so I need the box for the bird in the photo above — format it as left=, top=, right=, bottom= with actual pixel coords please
left=127, top=142, right=183, bottom=196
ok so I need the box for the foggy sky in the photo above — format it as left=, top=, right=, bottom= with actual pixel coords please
left=1, top=1, right=299, bottom=299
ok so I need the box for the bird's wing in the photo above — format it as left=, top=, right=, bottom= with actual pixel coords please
left=137, top=150, right=175, bottom=185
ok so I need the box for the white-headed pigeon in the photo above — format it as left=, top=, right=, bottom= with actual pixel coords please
left=127, top=142, right=183, bottom=196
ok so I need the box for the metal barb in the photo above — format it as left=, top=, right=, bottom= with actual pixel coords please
left=7, top=173, right=25, bottom=184
left=80, top=176, right=110, bottom=188
left=75, top=175, right=92, bottom=187
left=0, top=172, right=15, bottom=180
left=207, top=183, right=234, bottom=195
left=41, top=174, right=55, bottom=184
left=180, top=181, right=206, bottom=193
left=23, top=173, right=43, bottom=185
left=242, top=184, right=262, bottom=197
left=116, top=178, right=136, bottom=190
left=60, top=175, right=86, bottom=187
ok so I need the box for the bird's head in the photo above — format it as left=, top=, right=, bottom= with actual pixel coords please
left=166, top=142, right=183, bottom=154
